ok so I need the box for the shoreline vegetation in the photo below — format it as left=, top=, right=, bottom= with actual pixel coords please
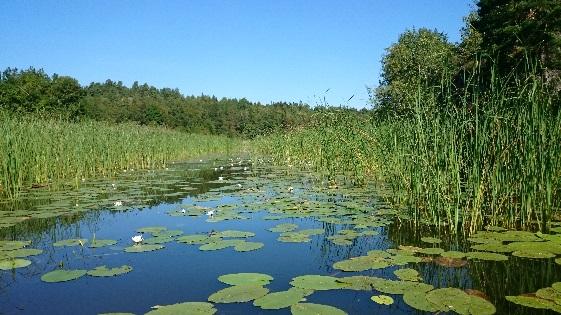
left=0, top=113, right=243, bottom=199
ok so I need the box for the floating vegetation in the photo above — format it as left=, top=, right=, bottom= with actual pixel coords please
left=145, top=302, right=217, bottom=315
left=53, top=238, right=87, bottom=247
left=253, top=288, right=312, bottom=310
left=176, top=235, right=211, bottom=244
left=137, top=226, right=167, bottom=234
left=41, top=269, right=87, bottom=283
left=0, top=248, right=42, bottom=259
left=208, top=285, right=269, bottom=303
left=234, top=241, right=264, bottom=252
left=278, top=232, right=311, bottom=243
left=465, top=252, right=508, bottom=261
left=394, top=268, right=421, bottom=282
left=425, top=288, right=496, bottom=314
left=152, top=229, right=184, bottom=238
left=507, top=282, right=561, bottom=313
left=290, top=303, right=347, bottom=315
left=213, top=230, right=255, bottom=238
left=268, top=223, right=298, bottom=233
left=0, top=240, right=31, bottom=251
left=371, top=295, right=394, bottom=305
left=441, top=251, right=466, bottom=259
left=199, top=239, right=243, bottom=251
left=0, top=258, right=31, bottom=270
left=290, top=275, right=349, bottom=290
left=421, top=237, right=442, bottom=244
left=89, top=239, right=118, bottom=248
left=124, top=244, right=164, bottom=253
left=217, top=273, right=273, bottom=286
left=512, top=250, right=555, bottom=259
left=418, top=247, right=445, bottom=255
left=87, top=265, right=133, bottom=277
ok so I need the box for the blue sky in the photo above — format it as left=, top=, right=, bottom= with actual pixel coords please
left=0, top=1, right=474, bottom=108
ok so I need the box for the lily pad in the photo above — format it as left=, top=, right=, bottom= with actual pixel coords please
left=124, top=244, right=164, bottom=253
left=213, top=230, right=255, bottom=238
left=0, top=240, right=31, bottom=251
left=418, top=248, right=445, bottom=255
left=466, top=252, right=508, bottom=261
left=144, top=237, right=176, bottom=245
left=421, top=237, right=442, bottom=244
left=253, top=288, right=311, bottom=310
left=333, top=256, right=391, bottom=272
left=0, top=258, right=32, bottom=270
left=145, top=302, right=217, bottom=315
left=268, top=223, right=298, bottom=233
left=278, top=233, right=311, bottom=243
left=176, top=235, right=211, bottom=244
left=234, top=241, right=264, bottom=252
left=506, top=295, right=560, bottom=311
left=152, top=230, right=183, bottom=238
left=512, top=250, right=555, bottom=259
left=89, top=239, right=118, bottom=248
left=425, top=287, right=496, bottom=315
left=403, top=289, right=439, bottom=312
left=199, top=240, right=243, bottom=251
left=394, top=268, right=421, bottom=282
left=0, top=248, right=43, bottom=258
left=208, top=285, right=269, bottom=303
left=87, top=265, right=132, bottom=277
left=137, top=226, right=167, bottom=234
left=441, top=251, right=467, bottom=259
left=53, top=238, right=88, bottom=247
left=290, top=275, right=349, bottom=290
left=41, top=269, right=87, bottom=282
left=371, top=295, right=394, bottom=305
left=290, top=303, right=347, bottom=315
left=218, top=273, right=273, bottom=286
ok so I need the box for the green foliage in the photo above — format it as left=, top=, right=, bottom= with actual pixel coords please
left=474, top=0, right=561, bottom=85
left=374, top=28, right=457, bottom=114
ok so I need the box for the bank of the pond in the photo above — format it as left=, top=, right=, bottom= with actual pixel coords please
left=0, top=113, right=245, bottom=199
left=254, top=80, right=561, bottom=233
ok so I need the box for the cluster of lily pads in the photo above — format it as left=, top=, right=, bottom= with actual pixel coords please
left=507, top=282, right=561, bottom=313
left=0, top=240, right=43, bottom=270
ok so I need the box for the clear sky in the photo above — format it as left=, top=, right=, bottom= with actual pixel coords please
left=0, top=1, right=474, bottom=108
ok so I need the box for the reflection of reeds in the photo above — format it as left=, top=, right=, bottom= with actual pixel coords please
left=255, top=74, right=560, bottom=233
left=0, top=114, right=243, bottom=198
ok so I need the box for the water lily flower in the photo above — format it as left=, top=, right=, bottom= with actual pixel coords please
left=114, top=201, right=123, bottom=207
left=132, top=233, right=143, bottom=243
left=218, top=177, right=224, bottom=181
left=206, top=210, right=215, bottom=217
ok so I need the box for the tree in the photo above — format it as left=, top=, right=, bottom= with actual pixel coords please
left=374, top=28, right=458, bottom=114
left=473, top=0, right=561, bottom=87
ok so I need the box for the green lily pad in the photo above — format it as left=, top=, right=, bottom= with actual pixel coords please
left=124, top=244, right=164, bottom=253
left=53, top=238, right=88, bottom=247
left=176, top=235, right=211, bottom=244
left=298, top=229, right=324, bottom=236
left=89, top=239, right=118, bottom=248
left=330, top=238, right=353, bottom=246
left=0, top=258, right=32, bottom=270
left=0, top=240, right=31, bottom=251
left=208, top=285, right=269, bottom=303
left=278, top=233, right=311, bottom=243
left=253, top=288, right=312, bottom=309
left=512, top=250, right=555, bottom=259
left=145, top=302, right=217, bottom=315
left=441, top=251, right=467, bottom=259
left=337, top=276, right=376, bottom=290
left=425, top=287, right=496, bottom=315
left=418, top=248, right=445, bottom=255
left=403, top=289, right=439, bottom=312
left=144, top=237, right=176, bottom=245
left=394, top=268, right=421, bottom=282
left=214, top=230, right=255, bottom=238
left=333, top=256, right=391, bottom=272
left=553, top=282, right=561, bottom=292
left=506, top=295, right=560, bottom=310
left=290, top=275, right=349, bottom=290
left=234, top=241, right=264, bottom=252
left=199, top=240, right=243, bottom=251
left=268, top=223, right=298, bottom=233
left=507, top=241, right=561, bottom=255
left=466, top=252, right=508, bottom=261
left=290, top=303, right=347, bottom=315
left=371, top=278, right=433, bottom=295
left=0, top=248, right=43, bottom=258
left=87, top=265, right=132, bottom=277
left=421, top=237, right=442, bottom=244
left=556, top=258, right=561, bottom=265
left=371, top=295, right=394, bottom=305
left=41, top=269, right=87, bottom=282
left=152, top=230, right=183, bottom=238
left=470, top=243, right=511, bottom=253
left=218, top=273, right=273, bottom=286
left=137, top=226, right=167, bottom=234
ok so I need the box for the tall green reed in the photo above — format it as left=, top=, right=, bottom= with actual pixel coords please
left=0, top=113, right=243, bottom=199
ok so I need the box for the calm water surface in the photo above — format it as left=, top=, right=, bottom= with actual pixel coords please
left=0, top=159, right=559, bottom=314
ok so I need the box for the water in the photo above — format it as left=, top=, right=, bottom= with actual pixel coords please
left=0, top=159, right=560, bottom=314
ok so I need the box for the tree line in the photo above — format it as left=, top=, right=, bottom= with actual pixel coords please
left=0, top=67, right=366, bottom=138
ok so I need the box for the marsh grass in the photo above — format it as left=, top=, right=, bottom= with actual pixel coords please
left=256, top=74, right=561, bottom=233
left=0, top=113, right=242, bottom=198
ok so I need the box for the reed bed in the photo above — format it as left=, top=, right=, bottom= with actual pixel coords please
left=255, top=76, right=561, bottom=233
left=0, top=113, right=242, bottom=199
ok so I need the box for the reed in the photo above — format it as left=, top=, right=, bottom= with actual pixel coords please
left=0, top=113, right=243, bottom=199
left=255, top=74, right=561, bottom=233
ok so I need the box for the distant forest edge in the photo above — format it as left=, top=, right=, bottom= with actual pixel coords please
left=0, top=67, right=365, bottom=138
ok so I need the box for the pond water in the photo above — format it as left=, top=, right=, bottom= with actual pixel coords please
left=1, top=158, right=561, bottom=315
